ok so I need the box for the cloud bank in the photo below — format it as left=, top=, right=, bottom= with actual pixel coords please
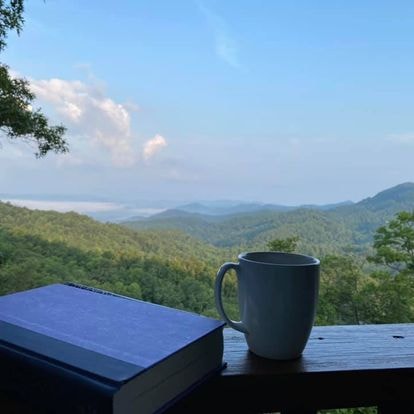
left=143, top=134, right=168, bottom=161
left=30, top=77, right=167, bottom=167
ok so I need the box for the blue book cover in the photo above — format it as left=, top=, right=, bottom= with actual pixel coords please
left=0, top=283, right=225, bottom=413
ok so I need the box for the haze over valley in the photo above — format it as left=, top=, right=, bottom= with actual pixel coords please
left=1, top=182, right=407, bottom=224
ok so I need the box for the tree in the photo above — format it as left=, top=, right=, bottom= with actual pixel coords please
left=317, top=255, right=364, bottom=325
left=368, top=211, right=414, bottom=274
left=267, top=236, right=299, bottom=253
left=361, top=211, right=414, bottom=324
left=0, top=0, right=67, bottom=156
left=358, top=270, right=414, bottom=324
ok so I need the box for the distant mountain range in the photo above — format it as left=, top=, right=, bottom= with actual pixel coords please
left=1, top=182, right=414, bottom=298
left=0, top=195, right=167, bottom=222
left=0, top=193, right=354, bottom=222
left=172, top=200, right=354, bottom=216
left=123, top=183, right=414, bottom=253
left=2, top=183, right=414, bottom=232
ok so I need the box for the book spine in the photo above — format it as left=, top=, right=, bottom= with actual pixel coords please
left=0, top=343, right=118, bottom=414
left=65, top=282, right=123, bottom=298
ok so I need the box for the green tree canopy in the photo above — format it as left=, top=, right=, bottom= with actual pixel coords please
left=267, top=236, right=299, bottom=253
left=0, top=0, right=67, bottom=156
left=317, top=255, right=364, bottom=325
left=368, top=211, right=414, bottom=274
left=358, top=270, right=414, bottom=324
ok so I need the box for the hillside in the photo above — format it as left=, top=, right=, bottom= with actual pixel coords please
left=329, top=182, right=414, bottom=242
left=2, top=187, right=414, bottom=330
left=123, top=183, right=414, bottom=255
left=175, top=201, right=295, bottom=216
left=358, top=182, right=414, bottom=211
left=0, top=202, right=224, bottom=261
left=0, top=202, right=229, bottom=316
left=176, top=200, right=354, bottom=216
left=125, top=208, right=354, bottom=256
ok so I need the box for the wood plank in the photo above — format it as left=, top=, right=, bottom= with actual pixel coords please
left=2, top=324, right=414, bottom=413
left=223, top=324, right=414, bottom=375
left=168, top=324, right=414, bottom=413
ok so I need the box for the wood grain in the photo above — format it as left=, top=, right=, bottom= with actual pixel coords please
left=2, top=324, right=414, bottom=413
left=168, top=324, right=414, bottom=413
left=223, top=324, right=414, bottom=375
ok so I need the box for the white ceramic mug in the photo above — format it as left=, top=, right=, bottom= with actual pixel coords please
left=215, top=251, right=320, bottom=360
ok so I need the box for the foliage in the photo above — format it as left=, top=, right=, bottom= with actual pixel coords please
left=0, top=0, right=24, bottom=52
left=2, top=201, right=414, bottom=327
left=357, top=271, right=414, bottom=323
left=317, top=251, right=414, bottom=326
left=368, top=211, right=414, bottom=273
left=267, top=236, right=298, bottom=253
left=125, top=208, right=357, bottom=256
left=125, top=184, right=414, bottom=258
left=0, top=0, right=68, bottom=156
left=0, top=201, right=232, bottom=317
left=1, top=202, right=414, bottom=414
left=321, top=408, right=376, bottom=414
left=317, top=255, right=365, bottom=325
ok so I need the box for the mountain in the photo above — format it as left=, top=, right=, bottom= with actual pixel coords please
left=150, top=209, right=210, bottom=219
left=357, top=182, right=414, bottom=212
left=300, top=201, right=354, bottom=210
left=123, top=183, right=414, bottom=254
left=175, top=200, right=354, bottom=216
left=1, top=194, right=354, bottom=223
left=0, top=201, right=228, bottom=316
left=0, top=201, right=226, bottom=262
left=124, top=208, right=354, bottom=255
left=176, top=202, right=294, bottom=216
left=0, top=195, right=167, bottom=223
left=2, top=184, right=414, bottom=328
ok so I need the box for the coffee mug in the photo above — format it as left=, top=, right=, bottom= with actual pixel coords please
left=215, top=251, right=320, bottom=360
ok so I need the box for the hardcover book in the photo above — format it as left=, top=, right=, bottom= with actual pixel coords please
left=0, top=283, right=225, bottom=413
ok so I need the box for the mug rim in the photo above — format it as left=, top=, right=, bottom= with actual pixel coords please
left=238, top=251, right=320, bottom=267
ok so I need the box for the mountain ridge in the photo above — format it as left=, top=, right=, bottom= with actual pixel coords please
left=1, top=182, right=413, bottom=319
left=174, top=200, right=355, bottom=217
left=123, top=183, right=414, bottom=251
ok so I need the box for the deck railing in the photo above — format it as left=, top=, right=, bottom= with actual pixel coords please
left=2, top=323, right=414, bottom=413
left=168, top=324, right=414, bottom=413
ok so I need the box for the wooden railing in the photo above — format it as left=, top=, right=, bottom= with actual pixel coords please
left=2, top=323, right=414, bottom=413
left=168, top=324, right=414, bottom=413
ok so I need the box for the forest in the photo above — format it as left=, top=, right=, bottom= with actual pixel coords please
left=1, top=182, right=414, bottom=326
left=1, top=185, right=414, bottom=414
left=0, top=0, right=412, bottom=328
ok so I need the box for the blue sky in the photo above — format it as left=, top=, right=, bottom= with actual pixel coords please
left=1, top=0, right=414, bottom=205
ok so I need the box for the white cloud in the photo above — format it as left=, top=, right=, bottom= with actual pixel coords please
left=30, top=78, right=137, bottom=167
left=143, top=134, right=168, bottom=161
left=197, top=1, right=241, bottom=69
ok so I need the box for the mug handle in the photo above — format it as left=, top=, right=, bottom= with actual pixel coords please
left=215, top=262, right=248, bottom=334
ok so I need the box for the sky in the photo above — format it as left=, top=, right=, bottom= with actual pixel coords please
left=1, top=0, right=414, bottom=206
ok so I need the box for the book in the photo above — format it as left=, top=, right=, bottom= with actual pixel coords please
left=0, top=283, right=225, bottom=413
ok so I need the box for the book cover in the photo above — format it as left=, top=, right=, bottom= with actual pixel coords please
left=0, top=283, right=225, bottom=413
